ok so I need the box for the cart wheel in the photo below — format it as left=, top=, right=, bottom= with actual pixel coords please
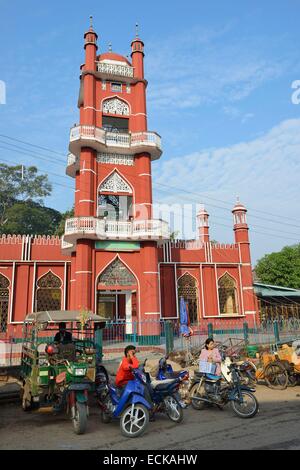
left=264, top=361, right=288, bottom=390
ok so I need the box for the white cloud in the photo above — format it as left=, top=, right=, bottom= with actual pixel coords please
left=146, top=26, right=287, bottom=111
left=153, top=119, right=300, bottom=261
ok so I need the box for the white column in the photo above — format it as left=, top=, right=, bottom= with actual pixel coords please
left=126, top=292, right=132, bottom=334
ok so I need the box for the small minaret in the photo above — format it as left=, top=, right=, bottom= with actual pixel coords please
left=131, top=24, right=147, bottom=132
left=232, top=198, right=248, bottom=244
left=197, top=207, right=210, bottom=243
left=232, top=198, right=258, bottom=324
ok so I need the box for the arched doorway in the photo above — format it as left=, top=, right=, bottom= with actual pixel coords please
left=96, top=258, right=137, bottom=330
left=177, top=273, right=199, bottom=324
left=0, top=274, right=9, bottom=333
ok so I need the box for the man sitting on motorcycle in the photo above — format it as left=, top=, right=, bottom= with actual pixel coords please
left=116, top=345, right=139, bottom=389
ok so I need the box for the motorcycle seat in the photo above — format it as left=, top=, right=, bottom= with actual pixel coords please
left=205, top=374, right=222, bottom=381
left=151, top=378, right=177, bottom=389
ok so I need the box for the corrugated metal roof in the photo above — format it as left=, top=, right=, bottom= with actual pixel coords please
left=254, top=282, right=300, bottom=298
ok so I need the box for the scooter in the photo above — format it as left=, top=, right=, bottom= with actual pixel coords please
left=155, top=356, right=190, bottom=408
left=96, top=364, right=152, bottom=438
left=189, top=349, right=259, bottom=418
left=143, top=359, right=189, bottom=422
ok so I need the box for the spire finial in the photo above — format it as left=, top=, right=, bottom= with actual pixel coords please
left=236, top=195, right=240, bottom=204
left=89, top=15, right=93, bottom=30
left=108, top=42, right=112, bottom=52
left=135, top=22, right=139, bottom=38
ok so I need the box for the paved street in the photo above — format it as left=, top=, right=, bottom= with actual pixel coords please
left=0, top=385, right=300, bottom=450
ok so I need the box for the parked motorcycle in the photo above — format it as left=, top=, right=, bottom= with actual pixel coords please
left=96, top=363, right=152, bottom=438
left=189, top=356, right=259, bottom=418
left=143, top=359, right=189, bottom=422
left=235, top=360, right=257, bottom=386
left=155, top=356, right=189, bottom=408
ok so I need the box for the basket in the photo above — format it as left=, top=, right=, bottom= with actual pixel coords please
left=199, top=361, right=217, bottom=374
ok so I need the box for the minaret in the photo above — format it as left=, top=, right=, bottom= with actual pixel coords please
left=232, top=198, right=259, bottom=325
left=73, top=18, right=99, bottom=311
left=63, top=20, right=169, bottom=336
left=197, top=207, right=210, bottom=243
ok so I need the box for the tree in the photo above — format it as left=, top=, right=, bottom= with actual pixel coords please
left=0, top=164, right=52, bottom=228
left=54, top=207, right=74, bottom=237
left=255, top=244, right=300, bottom=289
left=1, top=201, right=62, bottom=236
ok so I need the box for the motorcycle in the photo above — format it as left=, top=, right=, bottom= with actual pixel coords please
left=235, top=360, right=257, bottom=386
left=96, top=363, right=152, bottom=438
left=189, top=353, right=259, bottom=418
left=143, top=359, right=189, bottom=422
left=155, top=356, right=190, bottom=408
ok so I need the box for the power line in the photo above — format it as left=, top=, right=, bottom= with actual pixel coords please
left=0, top=144, right=66, bottom=167
left=1, top=141, right=300, bottom=240
left=2, top=132, right=300, bottom=225
left=0, top=133, right=66, bottom=157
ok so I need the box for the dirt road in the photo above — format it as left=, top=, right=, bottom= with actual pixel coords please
left=0, top=386, right=299, bottom=450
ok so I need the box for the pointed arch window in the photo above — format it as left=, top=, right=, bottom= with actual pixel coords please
left=36, top=272, right=62, bottom=312
left=218, top=273, right=238, bottom=315
left=102, top=97, right=130, bottom=116
left=98, top=259, right=136, bottom=286
left=98, top=171, right=133, bottom=221
left=177, top=273, right=198, bottom=324
left=0, top=275, right=9, bottom=333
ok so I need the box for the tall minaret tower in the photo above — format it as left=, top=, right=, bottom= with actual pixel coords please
left=63, top=20, right=169, bottom=334
left=232, top=199, right=259, bottom=325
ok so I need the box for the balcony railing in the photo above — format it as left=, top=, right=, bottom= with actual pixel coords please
left=63, top=217, right=170, bottom=245
left=68, top=125, right=162, bottom=163
left=96, top=62, right=134, bottom=78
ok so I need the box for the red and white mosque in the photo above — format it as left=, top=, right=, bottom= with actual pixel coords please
left=0, top=21, right=258, bottom=342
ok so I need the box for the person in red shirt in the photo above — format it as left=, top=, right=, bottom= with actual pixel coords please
left=115, top=345, right=139, bottom=389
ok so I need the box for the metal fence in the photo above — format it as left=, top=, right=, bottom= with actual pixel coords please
left=1, top=318, right=300, bottom=367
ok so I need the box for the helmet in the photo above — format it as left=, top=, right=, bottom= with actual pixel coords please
left=45, top=344, right=57, bottom=355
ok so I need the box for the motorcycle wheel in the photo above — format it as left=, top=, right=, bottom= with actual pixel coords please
left=231, top=391, right=259, bottom=419
left=73, top=402, right=88, bottom=435
left=164, top=395, right=183, bottom=423
left=190, top=383, right=206, bottom=410
left=101, top=395, right=113, bottom=424
left=120, top=404, right=149, bottom=438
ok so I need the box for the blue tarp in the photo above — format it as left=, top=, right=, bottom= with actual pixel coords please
left=179, top=297, right=190, bottom=336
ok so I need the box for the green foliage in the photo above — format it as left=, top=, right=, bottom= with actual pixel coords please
left=1, top=201, right=62, bottom=236
left=54, top=207, right=74, bottom=237
left=0, top=164, right=52, bottom=231
left=255, top=244, right=300, bottom=289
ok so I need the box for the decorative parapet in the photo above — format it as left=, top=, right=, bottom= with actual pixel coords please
left=68, top=125, right=162, bottom=169
left=96, top=61, right=134, bottom=78
left=0, top=234, right=23, bottom=244
left=32, top=235, right=61, bottom=246
left=211, top=243, right=239, bottom=250
left=0, top=234, right=61, bottom=245
left=63, top=217, right=170, bottom=246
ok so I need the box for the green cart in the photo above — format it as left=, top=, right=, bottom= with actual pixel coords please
left=20, top=310, right=106, bottom=434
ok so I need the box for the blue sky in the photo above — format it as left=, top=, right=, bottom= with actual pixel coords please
left=1, top=0, right=300, bottom=263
